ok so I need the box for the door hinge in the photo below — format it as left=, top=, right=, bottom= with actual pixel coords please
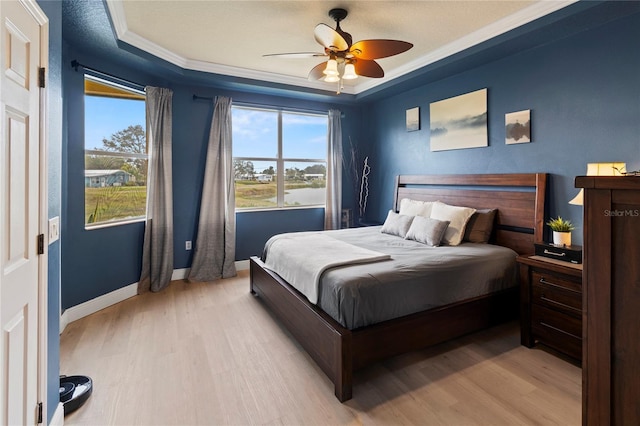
left=36, top=401, right=43, bottom=424
left=37, top=234, right=45, bottom=255
left=38, top=67, right=45, bottom=88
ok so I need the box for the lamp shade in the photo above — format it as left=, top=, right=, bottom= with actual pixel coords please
left=342, top=63, right=357, bottom=80
left=323, top=59, right=339, bottom=76
left=569, top=162, right=626, bottom=205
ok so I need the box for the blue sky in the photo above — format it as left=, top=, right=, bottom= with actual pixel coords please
left=85, top=96, right=145, bottom=150
left=84, top=98, right=327, bottom=168
left=232, top=107, right=327, bottom=160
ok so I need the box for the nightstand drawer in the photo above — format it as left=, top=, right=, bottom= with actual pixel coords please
left=518, top=255, right=583, bottom=361
left=532, top=304, right=581, bottom=338
left=532, top=305, right=582, bottom=359
left=531, top=270, right=581, bottom=293
left=532, top=277, right=581, bottom=317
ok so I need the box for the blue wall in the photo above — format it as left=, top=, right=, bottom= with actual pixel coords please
left=360, top=10, right=640, bottom=246
left=60, top=3, right=640, bottom=309
left=61, top=50, right=158, bottom=309
left=61, top=47, right=360, bottom=308
left=37, top=0, right=62, bottom=421
left=51, top=1, right=639, bottom=421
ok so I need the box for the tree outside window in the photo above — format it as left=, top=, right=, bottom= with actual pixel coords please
left=84, top=76, right=147, bottom=226
left=232, top=106, right=328, bottom=210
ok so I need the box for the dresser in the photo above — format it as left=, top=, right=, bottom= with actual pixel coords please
left=517, top=255, right=582, bottom=361
left=576, top=176, right=640, bottom=426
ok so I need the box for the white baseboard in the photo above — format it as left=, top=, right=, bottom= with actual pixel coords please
left=171, top=268, right=189, bottom=280
left=60, top=281, right=138, bottom=333
left=49, top=402, right=64, bottom=426
left=60, top=261, right=250, bottom=333
left=236, top=259, right=250, bottom=271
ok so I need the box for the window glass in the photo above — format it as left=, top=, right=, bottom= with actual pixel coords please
left=284, top=161, right=326, bottom=207
left=282, top=113, right=327, bottom=159
left=232, top=106, right=327, bottom=210
left=231, top=108, right=278, bottom=158
left=84, top=76, right=147, bottom=227
left=234, top=160, right=277, bottom=209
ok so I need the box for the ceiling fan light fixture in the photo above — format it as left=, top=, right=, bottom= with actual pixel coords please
left=342, top=62, right=357, bottom=80
left=324, top=74, right=340, bottom=83
left=266, top=8, right=413, bottom=93
left=323, top=58, right=339, bottom=76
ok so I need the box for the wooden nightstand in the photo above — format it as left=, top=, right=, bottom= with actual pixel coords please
left=517, top=255, right=583, bottom=361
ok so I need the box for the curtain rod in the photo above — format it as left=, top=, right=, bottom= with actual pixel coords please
left=193, top=94, right=335, bottom=116
left=193, top=95, right=214, bottom=101
left=71, top=60, right=146, bottom=92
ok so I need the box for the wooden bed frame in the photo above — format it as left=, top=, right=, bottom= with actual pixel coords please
left=250, top=173, right=547, bottom=401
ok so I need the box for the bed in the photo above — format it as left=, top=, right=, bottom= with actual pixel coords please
left=250, top=173, right=547, bottom=401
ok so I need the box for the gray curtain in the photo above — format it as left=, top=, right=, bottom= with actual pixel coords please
left=188, top=96, right=237, bottom=282
left=139, top=87, right=174, bottom=293
left=325, top=109, right=343, bottom=230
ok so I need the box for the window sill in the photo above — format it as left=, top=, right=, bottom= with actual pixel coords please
left=84, top=217, right=145, bottom=231
left=236, top=205, right=325, bottom=213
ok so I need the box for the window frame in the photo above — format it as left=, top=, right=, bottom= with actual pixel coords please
left=83, top=74, right=148, bottom=229
left=232, top=105, right=328, bottom=211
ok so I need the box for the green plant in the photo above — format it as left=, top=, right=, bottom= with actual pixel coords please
left=546, top=216, right=575, bottom=232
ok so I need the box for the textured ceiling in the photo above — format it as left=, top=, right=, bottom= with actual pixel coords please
left=105, top=0, right=577, bottom=95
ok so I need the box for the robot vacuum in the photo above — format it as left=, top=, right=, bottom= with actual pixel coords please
left=59, top=375, right=93, bottom=415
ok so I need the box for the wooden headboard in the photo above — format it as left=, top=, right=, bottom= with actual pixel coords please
left=393, top=173, right=547, bottom=255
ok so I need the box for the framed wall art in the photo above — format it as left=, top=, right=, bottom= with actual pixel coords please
left=429, top=88, right=487, bottom=151
left=505, top=109, right=531, bottom=144
left=406, top=107, right=420, bottom=131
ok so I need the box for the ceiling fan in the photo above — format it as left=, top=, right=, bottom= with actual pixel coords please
left=264, top=8, right=413, bottom=93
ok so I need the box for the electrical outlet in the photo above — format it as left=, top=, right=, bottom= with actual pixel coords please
left=185, top=241, right=192, bottom=250
left=48, top=216, right=60, bottom=244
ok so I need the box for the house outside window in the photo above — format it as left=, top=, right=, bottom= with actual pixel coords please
left=84, top=75, right=147, bottom=227
left=232, top=106, right=328, bottom=210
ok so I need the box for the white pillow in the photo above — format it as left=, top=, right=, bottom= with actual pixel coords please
left=405, top=216, right=450, bottom=246
left=399, top=198, right=435, bottom=217
left=380, top=210, right=414, bottom=238
left=430, top=202, right=476, bottom=246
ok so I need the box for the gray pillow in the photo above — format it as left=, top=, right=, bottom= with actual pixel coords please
left=405, top=216, right=450, bottom=246
left=380, top=210, right=414, bottom=238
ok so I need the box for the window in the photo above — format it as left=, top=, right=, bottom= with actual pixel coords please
left=84, top=75, right=147, bottom=227
left=232, top=106, right=328, bottom=210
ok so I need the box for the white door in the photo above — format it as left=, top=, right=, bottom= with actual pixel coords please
left=0, top=0, right=45, bottom=424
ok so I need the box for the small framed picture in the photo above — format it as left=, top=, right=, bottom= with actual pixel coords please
left=505, top=109, right=531, bottom=144
left=406, top=107, right=420, bottom=131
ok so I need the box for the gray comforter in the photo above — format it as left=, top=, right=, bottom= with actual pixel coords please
left=263, top=226, right=518, bottom=330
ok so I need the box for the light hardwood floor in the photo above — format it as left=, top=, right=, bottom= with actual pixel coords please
left=60, top=270, right=581, bottom=425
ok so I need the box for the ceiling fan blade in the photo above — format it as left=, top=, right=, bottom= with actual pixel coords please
left=350, top=40, right=413, bottom=60
left=314, top=23, right=348, bottom=51
left=263, top=52, right=327, bottom=59
left=354, top=59, right=384, bottom=78
left=308, top=62, right=327, bottom=81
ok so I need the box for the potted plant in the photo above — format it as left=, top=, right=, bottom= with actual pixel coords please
left=546, top=216, right=576, bottom=246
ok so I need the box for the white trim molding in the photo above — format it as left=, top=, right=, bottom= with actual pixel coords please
left=60, top=261, right=251, bottom=333
left=171, top=268, right=189, bottom=281
left=105, top=0, right=576, bottom=95
left=49, top=402, right=64, bottom=426
left=60, top=281, right=138, bottom=333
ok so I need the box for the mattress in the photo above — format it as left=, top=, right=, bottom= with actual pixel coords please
left=263, top=226, right=518, bottom=330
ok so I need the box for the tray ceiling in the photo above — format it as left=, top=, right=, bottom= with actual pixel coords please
left=106, top=1, right=576, bottom=95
